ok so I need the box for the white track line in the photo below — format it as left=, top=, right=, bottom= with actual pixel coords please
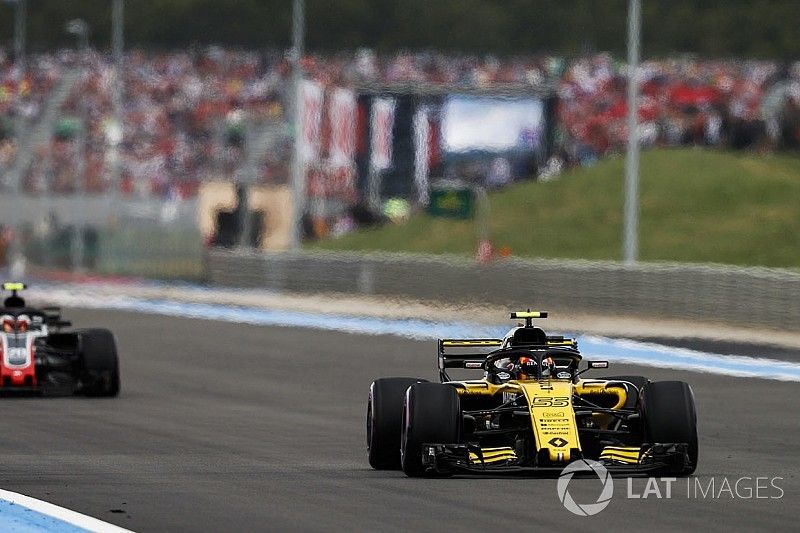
left=0, top=489, right=133, bottom=533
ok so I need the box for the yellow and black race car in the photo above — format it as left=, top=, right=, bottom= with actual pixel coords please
left=367, top=311, right=697, bottom=477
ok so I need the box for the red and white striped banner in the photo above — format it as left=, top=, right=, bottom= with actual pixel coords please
left=299, top=80, right=324, bottom=164
left=328, top=88, right=357, bottom=168
left=370, top=97, right=395, bottom=171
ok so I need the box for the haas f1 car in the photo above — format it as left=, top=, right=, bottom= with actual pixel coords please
left=0, top=283, right=119, bottom=396
left=367, top=311, right=697, bottom=477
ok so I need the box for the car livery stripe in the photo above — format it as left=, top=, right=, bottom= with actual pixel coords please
left=469, top=447, right=517, bottom=464
left=441, top=339, right=503, bottom=347
left=0, top=489, right=133, bottom=532
left=598, top=453, right=640, bottom=464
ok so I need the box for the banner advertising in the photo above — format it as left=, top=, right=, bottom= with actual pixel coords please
left=370, top=97, right=396, bottom=171
left=328, top=88, right=357, bottom=168
left=300, top=80, right=324, bottom=164
left=413, top=106, right=430, bottom=204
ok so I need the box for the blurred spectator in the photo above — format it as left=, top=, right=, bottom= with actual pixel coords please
left=0, top=49, right=62, bottom=177
left=556, top=55, right=797, bottom=165
left=1, top=47, right=800, bottom=198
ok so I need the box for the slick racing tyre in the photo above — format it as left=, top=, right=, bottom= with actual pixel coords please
left=77, top=329, right=120, bottom=397
left=641, top=380, right=698, bottom=475
left=602, top=375, right=649, bottom=408
left=367, top=378, right=427, bottom=470
left=401, top=383, right=461, bottom=477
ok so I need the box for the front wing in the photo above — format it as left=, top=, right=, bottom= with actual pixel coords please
left=421, top=443, right=691, bottom=476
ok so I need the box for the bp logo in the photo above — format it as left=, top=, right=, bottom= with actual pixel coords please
left=556, top=459, right=614, bottom=516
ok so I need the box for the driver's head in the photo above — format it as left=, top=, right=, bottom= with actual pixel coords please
left=492, top=358, right=515, bottom=381
left=1, top=315, right=13, bottom=333
left=540, top=356, right=555, bottom=377
left=518, top=356, right=537, bottom=380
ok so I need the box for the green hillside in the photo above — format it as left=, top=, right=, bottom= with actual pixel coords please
left=313, top=149, right=800, bottom=268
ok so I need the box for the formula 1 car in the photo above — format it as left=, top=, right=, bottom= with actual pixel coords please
left=0, top=282, right=119, bottom=396
left=367, top=311, right=697, bottom=477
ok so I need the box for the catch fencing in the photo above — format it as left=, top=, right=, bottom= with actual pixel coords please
left=206, top=248, right=800, bottom=331
left=0, top=194, right=204, bottom=281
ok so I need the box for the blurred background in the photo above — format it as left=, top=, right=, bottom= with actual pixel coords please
left=1, top=0, right=800, bottom=329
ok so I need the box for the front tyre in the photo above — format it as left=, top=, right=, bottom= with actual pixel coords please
left=367, top=377, right=427, bottom=470
left=642, top=380, right=698, bottom=475
left=77, top=329, right=120, bottom=397
left=401, top=383, right=461, bottom=477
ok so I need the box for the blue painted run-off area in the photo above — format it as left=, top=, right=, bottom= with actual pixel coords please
left=0, top=499, right=86, bottom=533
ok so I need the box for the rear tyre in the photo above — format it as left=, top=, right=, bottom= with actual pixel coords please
left=401, top=383, right=461, bottom=477
left=77, top=329, right=120, bottom=397
left=367, top=378, right=427, bottom=470
left=642, top=381, right=698, bottom=476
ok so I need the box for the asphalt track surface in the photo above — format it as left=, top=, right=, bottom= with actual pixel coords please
left=626, top=336, right=800, bottom=363
left=0, top=309, right=797, bottom=532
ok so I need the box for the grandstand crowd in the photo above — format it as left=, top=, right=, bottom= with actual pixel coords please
left=2, top=47, right=800, bottom=198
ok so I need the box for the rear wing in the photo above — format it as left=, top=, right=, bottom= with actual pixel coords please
left=438, top=339, right=501, bottom=381
left=440, top=339, right=504, bottom=350
left=542, top=336, right=578, bottom=348
left=438, top=339, right=502, bottom=368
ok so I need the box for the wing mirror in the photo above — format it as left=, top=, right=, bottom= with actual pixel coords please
left=574, top=360, right=609, bottom=380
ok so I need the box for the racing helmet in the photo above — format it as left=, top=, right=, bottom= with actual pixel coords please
left=540, top=356, right=556, bottom=377
left=517, top=356, right=538, bottom=380
left=493, top=357, right=516, bottom=381
left=16, top=314, right=30, bottom=333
